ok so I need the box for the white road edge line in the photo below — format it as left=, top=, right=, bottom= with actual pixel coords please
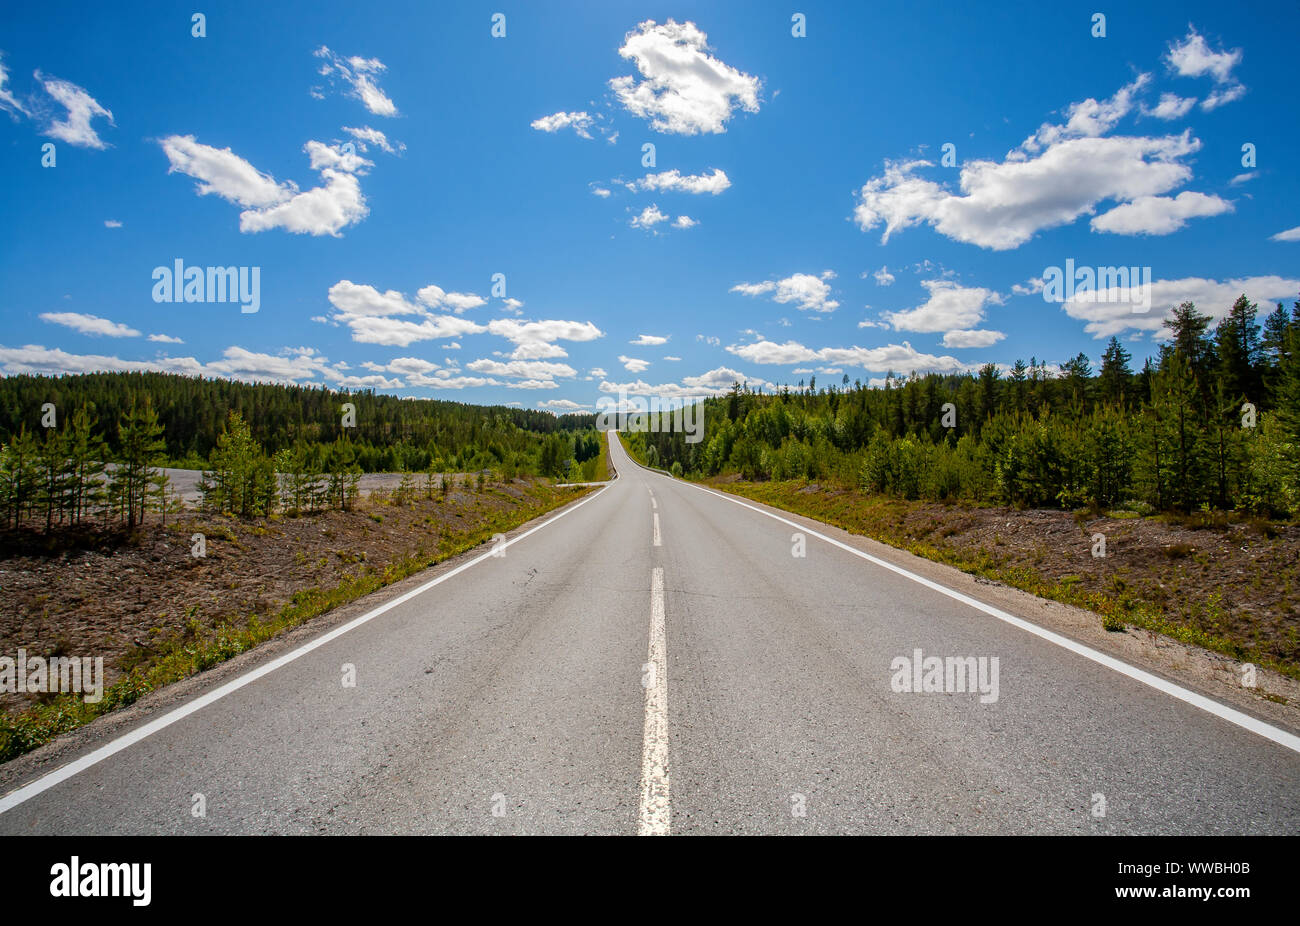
left=663, top=473, right=1300, bottom=756
left=638, top=567, right=670, bottom=835
left=651, top=497, right=657, bottom=510
left=652, top=512, right=662, bottom=547
left=0, top=483, right=614, bottom=815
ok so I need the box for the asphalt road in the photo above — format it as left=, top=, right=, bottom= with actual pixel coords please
left=1, top=433, right=1297, bottom=834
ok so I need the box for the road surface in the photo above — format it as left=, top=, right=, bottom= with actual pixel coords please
left=1, top=433, right=1297, bottom=834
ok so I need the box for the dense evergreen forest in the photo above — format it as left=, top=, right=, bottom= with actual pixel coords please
left=628, top=296, right=1300, bottom=518
left=0, top=371, right=594, bottom=470
left=0, top=372, right=602, bottom=532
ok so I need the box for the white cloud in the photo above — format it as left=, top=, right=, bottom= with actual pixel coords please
left=1166, top=28, right=1245, bottom=111
left=610, top=19, right=761, bottom=135
left=530, top=111, right=594, bottom=138
left=855, top=132, right=1201, bottom=251
left=636, top=168, right=731, bottom=194
left=630, top=334, right=668, bottom=346
left=342, top=125, right=401, bottom=154
left=466, top=358, right=577, bottom=380
left=37, top=71, right=113, bottom=148
left=673, top=216, right=698, bottom=229
left=730, top=271, right=839, bottom=313
left=631, top=204, right=669, bottom=228
left=148, top=333, right=184, bottom=344
left=417, top=284, right=486, bottom=314
left=591, top=186, right=612, bottom=198
left=500, top=298, right=525, bottom=315
left=725, top=338, right=971, bottom=374
left=942, top=329, right=1006, bottom=348
left=663, top=355, right=681, bottom=361
left=304, top=140, right=372, bottom=174
left=1229, top=171, right=1258, bottom=186
left=1143, top=92, right=1196, bottom=120
left=1021, top=75, right=1150, bottom=152
left=0, top=343, right=374, bottom=389
left=1202, top=84, right=1246, bottom=110
left=487, top=318, right=604, bottom=359
left=238, top=167, right=366, bottom=236
left=104, top=219, right=122, bottom=228
left=314, top=47, right=398, bottom=116
left=882, top=280, right=1002, bottom=333
left=1167, top=28, right=1242, bottom=83
left=160, top=135, right=291, bottom=208
left=1061, top=274, right=1300, bottom=338
left=539, top=399, right=588, bottom=411
left=1090, top=190, right=1232, bottom=235
left=160, top=135, right=369, bottom=236
left=873, top=266, right=895, bottom=286
left=1270, top=226, right=1300, bottom=243
left=0, top=55, right=27, bottom=116
left=40, top=312, right=140, bottom=338
left=619, top=355, right=650, bottom=373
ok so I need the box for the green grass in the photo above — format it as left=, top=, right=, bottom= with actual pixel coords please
left=0, top=483, right=592, bottom=764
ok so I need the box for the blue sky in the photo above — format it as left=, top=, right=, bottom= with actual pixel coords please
left=2, top=0, right=1297, bottom=413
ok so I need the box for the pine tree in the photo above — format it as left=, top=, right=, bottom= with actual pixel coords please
left=65, top=406, right=107, bottom=526
left=112, top=400, right=166, bottom=529
left=1215, top=294, right=1262, bottom=406
left=1098, top=337, right=1132, bottom=407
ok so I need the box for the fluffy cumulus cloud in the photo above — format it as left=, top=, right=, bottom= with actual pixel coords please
left=730, top=271, right=839, bottom=313
left=630, top=204, right=669, bottom=228
left=726, top=338, right=971, bottom=375
left=851, top=58, right=1244, bottom=251
left=326, top=280, right=485, bottom=346
left=417, top=284, right=486, bottom=314
left=160, top=135, right=369, bottom=236
left=618, top=355, right=650, bottom=373
left=1165, top=28, right=1245, bottom=110
left=882, top=280, right=1003, bottom=334
left=635, top=168, right=730, bottom=194
left=1090, top=191, right=1232, bottom=235
left=855, top=131, right=1202, bottom=251
left=40, top=312, right=140, bottom=338
left=610, top=19, right=761, bottom=135
left=539, top=399, right=588, bottom=411
left=630, top=334, right=668, bottom=346
left=672, top=215, right=698, bottom=229
left=486, top=318, right=604, bottom=360
left=872, top=266, right=895, bottom=286
left=36, top=71, right=113, bottom=148
left=1143, top=92, right=1196, bottom=121
left=530, top=111, right=594, bottom=138
left=1061, top=274, right=1300, bottom=338
left=314, top=47, right=398, bottom=116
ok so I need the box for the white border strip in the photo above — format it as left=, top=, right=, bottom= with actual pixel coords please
left=0, top=483, right=612, bottom=815
left=638, top=567, right=670, bottom=835
left=649, top=459, right=1300, bottom=756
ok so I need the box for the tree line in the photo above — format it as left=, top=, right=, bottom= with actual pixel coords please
left=0, top=371, right=596, bottom=471
left=0, top=394, right=607, bottom=531
left=628, top=294, right=1300, bottom=517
